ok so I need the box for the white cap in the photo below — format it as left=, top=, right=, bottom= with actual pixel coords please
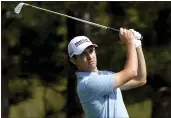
left=68, top=36, right=98, bottom=57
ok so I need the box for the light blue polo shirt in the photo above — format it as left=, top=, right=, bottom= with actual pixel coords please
left=76, top=70, right=129, bottom=118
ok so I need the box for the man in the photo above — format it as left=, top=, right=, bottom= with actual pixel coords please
left=68, top=28, right=147, bottom=118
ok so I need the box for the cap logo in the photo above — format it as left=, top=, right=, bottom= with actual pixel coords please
left=75, top=38, right=90, bottom=47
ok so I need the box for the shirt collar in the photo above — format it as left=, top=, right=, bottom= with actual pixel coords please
left=76, top=71, right=99, bottom=78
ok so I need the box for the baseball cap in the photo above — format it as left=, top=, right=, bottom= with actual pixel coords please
left=68, top=36, right=98, bottom=57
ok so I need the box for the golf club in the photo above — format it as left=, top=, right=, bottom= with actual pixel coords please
left=14, top=2, right=143, bottom=39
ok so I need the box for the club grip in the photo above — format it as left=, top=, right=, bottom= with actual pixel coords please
left=107, top=27, right=143, bottom=40
left=107, top=27, right=120, bottom=32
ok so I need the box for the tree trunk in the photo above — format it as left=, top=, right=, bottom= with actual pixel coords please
left=1, top=35, right=9, bottom=118
left=66, top=10, right=87, bottom=118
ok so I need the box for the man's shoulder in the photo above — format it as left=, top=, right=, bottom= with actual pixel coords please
left=99, top=70, right=115, bottom=75
left=76, top=71, right=111, bottom=90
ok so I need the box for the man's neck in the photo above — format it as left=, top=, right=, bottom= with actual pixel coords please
left=78, top=68, right=98, bottom=72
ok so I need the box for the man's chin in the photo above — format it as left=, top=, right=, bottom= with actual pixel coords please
left=89, top=66, right=98, bottom=72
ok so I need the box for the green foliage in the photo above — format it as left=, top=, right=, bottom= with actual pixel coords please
left=46, top=88, right=66, bottom=112
left=144, top=43, right=171, bottom=82
left=53, top=77, right=67, bottom=92
left=9, top=78, right=30, bottom=94
left=126, top=99, right=152, bottom=118
left=9, top=99, right=45, bottom=118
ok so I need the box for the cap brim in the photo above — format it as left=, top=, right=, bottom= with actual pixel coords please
left=74, top=44, right=98, bottom=56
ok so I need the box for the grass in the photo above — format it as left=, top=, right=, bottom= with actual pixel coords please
left=126, top=99, right=152, bottom=118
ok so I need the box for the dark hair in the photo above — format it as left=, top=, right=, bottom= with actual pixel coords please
left=68, top=55, right=78, bottom=73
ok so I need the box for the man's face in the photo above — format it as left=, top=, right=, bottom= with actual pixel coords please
left=72, top=46, right=97, bottom=72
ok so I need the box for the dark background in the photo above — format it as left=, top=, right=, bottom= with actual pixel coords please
left=1, top=1, right=171, bottom=118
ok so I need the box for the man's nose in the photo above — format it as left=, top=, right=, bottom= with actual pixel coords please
left=86, top=53, right=92, bottom=59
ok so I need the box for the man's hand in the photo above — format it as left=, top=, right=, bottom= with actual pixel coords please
left=129, top=29, right=142, bottom=48
left=119, top=28, right=135, bottom=45
left=129, top=29, right=142, bottom=40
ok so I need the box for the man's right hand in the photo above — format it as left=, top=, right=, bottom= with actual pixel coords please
left=119, top=28, right=135, bottom=45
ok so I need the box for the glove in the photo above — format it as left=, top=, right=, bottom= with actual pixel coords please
left=135, top=39, right=142, bottom=48
left=130, top=29, right=142, bottom=48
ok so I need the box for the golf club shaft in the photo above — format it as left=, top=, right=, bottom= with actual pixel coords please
left=23, top=3, right=119, bottom=32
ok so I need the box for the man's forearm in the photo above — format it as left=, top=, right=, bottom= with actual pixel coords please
left=120, top=46, right=146, bottom=90
left=134, top=47, right=147, bottom=82
left=124, top=43, right=138, bottom=78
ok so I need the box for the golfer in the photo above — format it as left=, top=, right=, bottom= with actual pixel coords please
left=68, top=28, right=147, bottom=118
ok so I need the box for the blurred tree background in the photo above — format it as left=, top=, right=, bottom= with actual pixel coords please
left=1, top=1, right=171, bottom=118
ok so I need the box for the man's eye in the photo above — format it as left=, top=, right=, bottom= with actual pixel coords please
left=89, top=48, right=95, bottom=53
left=80, top=52, right=85, bottom=56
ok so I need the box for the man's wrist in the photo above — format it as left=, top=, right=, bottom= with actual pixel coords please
left=126, top=42, right=136, bottom=48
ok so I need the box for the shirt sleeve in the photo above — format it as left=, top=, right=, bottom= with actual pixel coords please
left=85, top=73, right=116, bottom=99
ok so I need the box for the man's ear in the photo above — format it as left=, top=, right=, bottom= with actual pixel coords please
left=69, top=57, right=77, bottom=65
